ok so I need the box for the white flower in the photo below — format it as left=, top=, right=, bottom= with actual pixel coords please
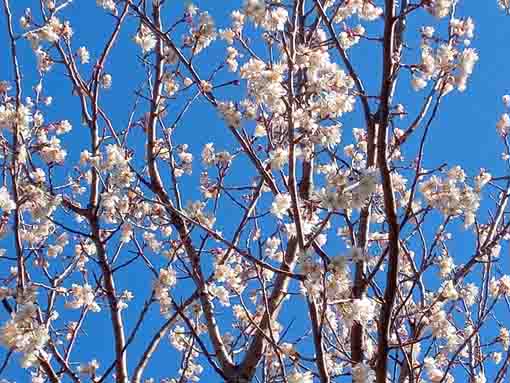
left=500, top=328, right=510, bottom=349
left=0, top=187, right=15, bottom=212
left=101, top=73, right=112, bottom=89
left=411, top=76, right=427, bottom=91
left=0, top=303, right=50, bottom=369
left=77, top=46, right=90, bottom=64
left=492, top=352, right=503, bottom=364
left=426, top=0, right=453, bottom=18
left=503, top=94, right=510, bottom=108
left=421, top=26, right=435, bottom=38
left=269, top=147, right=289, bottom=170
left=65, top=284, right=101, bottom=312
left=497, top=113, right=510, bottom=136
left=97, top=0, right=116, bottom=12
left=134, top=24, right=157, bottom=53
left=225, top=46, right=239, bottom=71
left=490, top=275, right=510, bottom=296
left=357, top=168, right=378, bottom=197
left=184, top=11, right=217, bottom=53
left=244, top=0, right=266, bottom=26
left=265, top=236, right=282, bottom=261
left=185, top=3, right=198, bottom=16
left=162, top=74, right=179, bottom=96
left=202, top=143, right=216, bottom=166
left=185, top=200, right=216, bottom=228
left=438, top=254, right=454, bottom=277
left=352, top=362, right=375, bottom=383
left=440, top=280, right=459, bottom=301
left=456, top=48, right=478, bottom=91
left=288, top=371, right=313, bottom=383
left=428, top=310, right=456, bottom=339
left=35, top=48, right=53, bottom=72
left=56, top=120, right=72, bottom=135
left=219, top=28, right=236, bottom=45
left=201, top=80, right=213, bottom=93
left=351, top=297, right=376, bottom=326
left=218, top=101, right=241, bottom=128
left=158, top=267, right=177, bottom=287
left=78, top=359, right=100, bottom=376
left=239, top=58, right=286, bottom=111
left=20, top=15, right=30, bottom=29
left=208, top=283, right=230, bottom=306
left=265, top=7, right=288, bottom=31
left=270, top=193, right=292, bottom=219
left=231, top=10, right=245, bottom=32
left=450, top=17, right=475, bottom=39
left=254, top=123, right=266, bottom=137
left=474, top=371, right=486, bottom=383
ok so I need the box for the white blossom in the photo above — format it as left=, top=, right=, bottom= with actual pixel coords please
left=77, top=46, right=90, bottom=64
left=0, top=187, right=15, bottom=212
left=134, top=24, right=157, bottom=53
left=271, top=193, right=292, bottom=219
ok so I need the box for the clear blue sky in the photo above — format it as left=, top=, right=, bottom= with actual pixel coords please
left=1, top=1, right=510, bottom=382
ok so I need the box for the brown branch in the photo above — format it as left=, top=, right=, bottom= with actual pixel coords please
left=311, top=0, right=378, bottom=365
left=39, top=358, right=61, bottom=383
left=375, top=1, right=400, bottom=382
left=237, top=238, right=299, bottom=382
left=3, top=0, right=26, bottom=294
left=81, top=5, right=131, bottom=382
left=143, top=3, right=235, bottom=377
left=93, top=233, right=129, bottom=383
left=131, top=294, right=198, bottom=383
left=308, top=297, right=329, bottom=383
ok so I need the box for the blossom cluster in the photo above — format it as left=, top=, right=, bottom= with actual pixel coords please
left=0, top=1, right=508, bottom=383
left=419, top=166, right=490, bottom=227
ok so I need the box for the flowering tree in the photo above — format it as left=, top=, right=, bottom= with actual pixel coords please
left=1, top=0, right=510, bottom=382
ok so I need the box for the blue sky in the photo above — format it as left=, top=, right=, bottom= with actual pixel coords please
left=1, top=1, right=510, bottom=382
